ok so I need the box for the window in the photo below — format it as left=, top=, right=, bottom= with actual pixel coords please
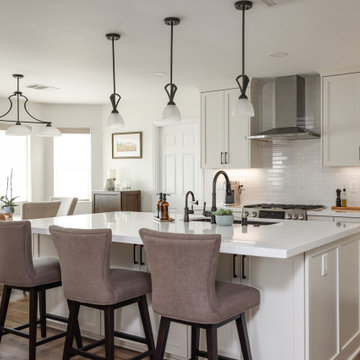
left=54, top=129, right=91, bottom=201
left=0, top=129, right=29, bottom=201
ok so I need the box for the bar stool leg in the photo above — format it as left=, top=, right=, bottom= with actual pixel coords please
left=236, top=313, right=252, bottom=360
left=191, top=325, right=200, bottom=360
left=155, top=317, right=170, bottom=360
left=138, top=295, right=155, bottom=359
left=63, top=300, right=80, bottom=360
left=0, top=285, right=11, bottom=344
left=206, top=325, right=218, bottom=360
left=104, top=307, right=115, bottom=360
left=39, top=290, right=47, bottom=338
left=29, top=289, right=38, bottom=360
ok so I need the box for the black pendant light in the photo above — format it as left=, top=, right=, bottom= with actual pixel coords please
left=156, top=17, right=181, bottom=126
left=0, top=74, right=61, bottom=136
left=233, top=0, right=255, bottom=117
left=106, top=33, right=125, bottom=128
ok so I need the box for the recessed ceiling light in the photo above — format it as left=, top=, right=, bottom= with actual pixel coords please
left=154, top=72, right=167, bottom=77
left=270, top=52, right=288, bottom=58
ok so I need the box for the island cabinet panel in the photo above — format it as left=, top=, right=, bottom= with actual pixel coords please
left=306, top=236, right=360, bottom=360
left=322, top=72, right=360, bottom=166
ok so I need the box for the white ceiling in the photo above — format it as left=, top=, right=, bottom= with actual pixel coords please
left=1, top=0, right=359, bottom=104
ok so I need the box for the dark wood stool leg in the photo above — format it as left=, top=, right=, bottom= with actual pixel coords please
left=236, top=313, right=252, bottom=360
left=0, top=285, right=11, bottom=344
left=29, top=289, right=38, bottom=360
left=206, top=325, right=218, bottom=360
left=155, top=317, right=170, bottom=360
left=63, top=300, right=80, bottom=360
left=104, top=306, right=115, bottom=360
left=191, top=325, right=200, bottom=360
left=39, top=290, right=47, bottom=338
left=74, top=317, right=83, bottom=348
left=138, top=295, right=155, bottom=359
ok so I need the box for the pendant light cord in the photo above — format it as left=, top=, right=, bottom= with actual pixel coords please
left=242, top=6, right=245, bottom=76
left=112, top=37, right=117, bottom=95
left=170, top=21, right=174, bottom=86
left=16, top=77, right=20, bottom=124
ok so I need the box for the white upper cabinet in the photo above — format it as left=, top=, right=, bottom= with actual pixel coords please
left=322, top=72, right=360, bottom=166
left=201, top=89, right=250, bottom=169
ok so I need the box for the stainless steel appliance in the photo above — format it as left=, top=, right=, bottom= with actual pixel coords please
left=242, top=203, right=325, bottom=221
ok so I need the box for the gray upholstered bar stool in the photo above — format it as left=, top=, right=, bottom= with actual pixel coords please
left=49, top=225, right=155, bottom=360
left=21, top=201, right=61, bottom=219
left=0, top=221, right=81, bottom=360
left=49, top=196, right=78, bottom=216
left=139, top=228, right=260, bottom=360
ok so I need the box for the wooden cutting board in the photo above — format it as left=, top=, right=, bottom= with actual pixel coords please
left=331, top=206, right=360, bottom=211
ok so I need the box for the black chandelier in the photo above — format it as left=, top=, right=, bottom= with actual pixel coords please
left=0, top=74, right=61, bottom=136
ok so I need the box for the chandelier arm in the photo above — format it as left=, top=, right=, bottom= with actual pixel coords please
left=0, top=95, right=16, bottom=119
left=22, top=95, right=49, bottom=124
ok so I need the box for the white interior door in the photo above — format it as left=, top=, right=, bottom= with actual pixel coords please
left=158, top=123, right=200, bottom=215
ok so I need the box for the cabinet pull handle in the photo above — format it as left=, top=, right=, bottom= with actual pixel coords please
left=140, top=245, right=145, bottom=265
left=233, top=254, right=238, bottom=278
left=220, top=152, right=224, bottom=164
left=241, top=255, right=247, bottom=279
left=225, top=152, right=228, bottom=164
left=133, top=244, right=139, bottom=264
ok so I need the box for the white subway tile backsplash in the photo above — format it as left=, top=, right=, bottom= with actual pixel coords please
left=203, top=139, right=360, bottom=208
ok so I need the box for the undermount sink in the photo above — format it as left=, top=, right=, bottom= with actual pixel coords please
left=191, top=218, right=276, bottom=226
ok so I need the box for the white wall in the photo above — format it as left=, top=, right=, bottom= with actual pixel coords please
left=203, top=139, right=360, bottom=208
left=102, top=88, right=200, bottom=212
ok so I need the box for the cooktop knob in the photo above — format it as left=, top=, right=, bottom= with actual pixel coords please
left=244, top=211, right=249, bottom=217
left=252, top=211, right=257, bottom=217
left=285, top=213, right=291, bottom=219
left=292, top=214, right=298, bottom=220
left=298, top=214, right=305, bottom=220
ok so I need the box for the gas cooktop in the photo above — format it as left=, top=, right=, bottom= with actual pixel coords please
left=242, top=204, right=326, bottom=221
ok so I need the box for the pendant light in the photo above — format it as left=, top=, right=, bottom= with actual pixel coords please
left=0, top=74, right=61, bottom=137
left=233, top=1, right=255, bottom=118
left=106, top=33, right=125, bottom=128
left=156, top=17, right=181, bottom=126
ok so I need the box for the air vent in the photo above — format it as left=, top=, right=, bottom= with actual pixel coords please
left=253, top=0, right=306, bottom=7
left=26, top=84, right=59, bottom=90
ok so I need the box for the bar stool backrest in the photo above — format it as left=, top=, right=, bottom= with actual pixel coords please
left=49, top=225, right=114, bottom=305
left=0, top=221, right=36, bottom=287
left=49, top=197, right=78, bottom=216
left=22, top=201, right=61, bottom=220
left=139, top=228, right=221, bottom=323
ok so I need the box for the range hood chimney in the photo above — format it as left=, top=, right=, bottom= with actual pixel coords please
left=246, top=75, right=320, bottom=141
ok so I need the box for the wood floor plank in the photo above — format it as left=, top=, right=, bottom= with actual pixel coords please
left=0, top=295, right=148, bottom=360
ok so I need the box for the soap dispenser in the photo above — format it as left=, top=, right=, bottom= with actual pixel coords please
left=160, top=194, right=170, bottom=220
left=156, top=193, right=163, bottom=218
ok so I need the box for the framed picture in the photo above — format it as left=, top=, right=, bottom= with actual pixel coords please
left=112, top=132, right=142, bottom=159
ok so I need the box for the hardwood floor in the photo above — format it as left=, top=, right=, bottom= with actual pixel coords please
left=0, top=294, right=145, bottom=360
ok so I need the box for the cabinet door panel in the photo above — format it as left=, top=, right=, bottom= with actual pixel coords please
left=308, top=248, right=338, bottom=360
left=323, top=73, right=360, bottom=166
left=224, top=89, right=250, bottom=168
left=201, top=92, right=224, bottom=168
left=339, top=239, right=360, bottom=349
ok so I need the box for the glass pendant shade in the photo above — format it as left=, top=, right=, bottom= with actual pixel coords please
left=5, top=124, right=31, bottom=136
left=233, top=97, right=255, bottom=117
left=162, top=104, right=181, bottom=122
left=107, top=110, right=125, bottom=128
left=38, top=125, right=62, bottom=137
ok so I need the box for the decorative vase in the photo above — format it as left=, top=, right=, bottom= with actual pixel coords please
left=215, top=215, right=234, bottom=226
left=2, top=206, right=13, bottom=218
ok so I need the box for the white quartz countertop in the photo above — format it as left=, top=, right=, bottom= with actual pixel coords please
left=308, top=208, right=360, bottom=218
left=29, top=211, right=360, bottom=259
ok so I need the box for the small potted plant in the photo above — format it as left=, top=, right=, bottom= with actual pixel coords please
left=1, top=169, right=18, bottom=215
left=212, top=208, right=234, bottom=226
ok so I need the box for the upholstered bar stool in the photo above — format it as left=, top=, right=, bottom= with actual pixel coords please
left=49, top=225, right=155, bottom=360
left=0, top=221, right=81, bottom=360
left=22, top=200, right=61, bottom=220
left=49, top=196, right=78, bottom=216
left=139, top=228, right=260, bottom=360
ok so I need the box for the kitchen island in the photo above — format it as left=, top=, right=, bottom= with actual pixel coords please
left=30, top=212, right=360, bottom=360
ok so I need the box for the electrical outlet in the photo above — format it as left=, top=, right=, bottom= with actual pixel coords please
left=321, top=253, right=328, bottom=277
left=350, top=180, right=359, bottom=192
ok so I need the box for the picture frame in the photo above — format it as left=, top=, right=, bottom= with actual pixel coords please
left=112, top=132, right=142, bottom=159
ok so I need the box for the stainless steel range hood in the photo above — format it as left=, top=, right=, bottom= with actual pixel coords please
left=246, top=75, right=320, bottom=141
